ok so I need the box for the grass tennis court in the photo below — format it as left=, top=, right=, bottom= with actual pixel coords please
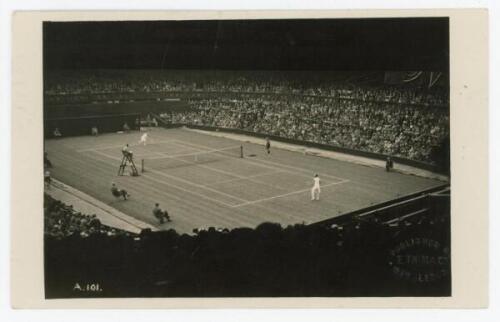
left=45, top=127, right=445, bottom=234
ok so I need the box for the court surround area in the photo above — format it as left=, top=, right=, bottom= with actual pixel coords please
left=45, top=128, right=445, bottom=234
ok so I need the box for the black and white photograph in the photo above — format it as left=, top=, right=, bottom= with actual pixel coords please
left=40, top=17, right=453, bottom=298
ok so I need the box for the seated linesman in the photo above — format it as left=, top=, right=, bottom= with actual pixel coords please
left=385, top=156, right=394, bottom=172
left=111, top=182, right=130, bottom=200
left=153, top=203, right=171, bottom=224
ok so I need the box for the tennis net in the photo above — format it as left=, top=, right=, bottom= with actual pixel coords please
left=141, top=145, right=243, bottom=172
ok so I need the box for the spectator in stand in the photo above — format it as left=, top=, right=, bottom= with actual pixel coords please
left=151, top=117, right=158, bottom=127
left=165, top=95, right=448, bottom=164
left=44, top=170, right=51, bottom=189
left=44, top=194, right=130, bottom=239
left=44, top=152, right=53, bottom=168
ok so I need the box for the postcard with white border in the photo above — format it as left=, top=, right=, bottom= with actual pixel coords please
left=11, top=9, right=488, bottom=308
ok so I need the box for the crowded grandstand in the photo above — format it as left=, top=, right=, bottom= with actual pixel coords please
left=45, top=70, right=449, bottom=165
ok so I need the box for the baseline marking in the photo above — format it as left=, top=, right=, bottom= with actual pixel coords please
left=231, top=179, right=350, bottom=208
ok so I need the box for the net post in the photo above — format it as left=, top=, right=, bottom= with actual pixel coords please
left=141, top=159, right=144, bottom=173
left=240, top=145, right=243, bottom=158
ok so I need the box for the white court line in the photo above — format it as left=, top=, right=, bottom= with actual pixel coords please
left=231, top=179, right=350, bottom=208
left=92, top=149, right=122, bottom=160
left=145, top=169, right=249, bottom=203
left=141, top=143, right=262, bottom=186
left=88, top=141, right=349, bottom=209
left=165, top=140, right=293, bottom=190
left=203, top=170, right=287, bottom=186
left=77, top=139, right=177, bottom=153
left=89, top=149, right=242, bottom=207
left=172, top=139, right=348, bottom=182
left=144, top=145, right=240, bottom=160
left=171, top=139, right=322, bottom=181
left=89, top=149, right=249, bottom=205
left=254, top=157, right=347, bottom=182
left=140, top=172, right=238, bottom=208
left=137, top=174, right=256, bottom=227
left=151, top=148, right=202, bottom=159
left=91, top=150, right=242, bottom=209
left=152, top=151, right=170, bottom=157
left=156, top=142, right=337, bottom=194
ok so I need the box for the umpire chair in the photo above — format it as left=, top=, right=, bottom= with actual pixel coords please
left=118, top=151, right=139, bottom=176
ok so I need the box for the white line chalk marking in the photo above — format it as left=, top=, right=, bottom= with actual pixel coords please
left=77, top=140, right=177, bottom=153
left=231, top=179, right=350, bottom=208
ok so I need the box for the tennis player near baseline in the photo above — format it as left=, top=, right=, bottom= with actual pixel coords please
left=139, top=132, right=148, bottom=146
left=311, top=174, right=321, bottom=201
